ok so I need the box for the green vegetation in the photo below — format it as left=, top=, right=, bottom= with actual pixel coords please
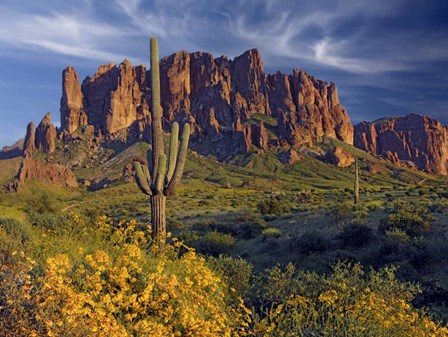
left=2, top=101, right=448, bottom=334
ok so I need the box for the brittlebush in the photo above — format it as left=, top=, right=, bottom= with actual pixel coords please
left=1, top=216, right=250, bottom=337
left=1, top=215, right=447, bottom=337
left=251, top=263, right=448, bottom=337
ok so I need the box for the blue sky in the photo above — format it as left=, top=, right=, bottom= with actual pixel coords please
left=0, top=0, right=447, bottom=148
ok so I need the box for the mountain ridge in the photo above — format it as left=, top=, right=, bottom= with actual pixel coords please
left=1, top=47, right=448, bottom=180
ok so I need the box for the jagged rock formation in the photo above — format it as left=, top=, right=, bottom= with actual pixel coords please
left=5, top=157, right=78, bottom=192
left=325, top=146, right=355, bottom=168
left=59, top=49, right=352, bottom=158
left=60, top=66, right=86, bottom=133
left=354, top=114, right=448, bottom=175
left=81, top=60, right=148, bottom=135
left=158, top=49, right=353, bottom=155
left=35, top=113, right=57, bottom=154
left=23, top=122, right=35, bottom=157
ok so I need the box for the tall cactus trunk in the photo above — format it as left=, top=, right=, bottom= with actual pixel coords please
left=354, top=158, right=359, bottom=204
left=151, top=193, right=166, bottom=243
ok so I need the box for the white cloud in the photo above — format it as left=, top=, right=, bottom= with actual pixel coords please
left=312, top=38, right=408, bottom=74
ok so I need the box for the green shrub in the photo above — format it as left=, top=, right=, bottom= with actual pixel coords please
left=380, top=201, right=432, bottom=237
left=292, top=231, right=330, bottom=254
left=326, top=202, right=353, bottom=225
left=27, top=212, right=69, bottom=232
left=208, top=255, right=253, bottom=300
left=178, top=230, right=201, bottom=246
left=261, top=228, right=282, bottom=241
left=257, top=195, right=291, bottom=216
left=25, top=191, right=58, bottom=214
left=338, top=223, right=373, bottom=249
left=196, top=231, right=235, bottom=256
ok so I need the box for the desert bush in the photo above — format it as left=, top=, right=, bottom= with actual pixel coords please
left=25, top=190, right=58, bottom=214
left=426, top=233, right=448, bottom=262
left=208, top=255, right=253, bottom=300
left=178, top=230, right=201, bottom=246
left=326, top=201, right=353, bottom=225
left=27, top=212, right=69, bottom=232
left=196, top=231, right=235, bottom=256
left=338, top=223, right=373, bottom=249
left=380, top=201, right=432, bottom=237
left=250, top=262, right=448, bottom=337
left=292, top=231, right=330, bottom=254
left=0, top=219, right=247, bottom=337
left=261, top=228, right=282, bottom=241
left=257, top=194, right=291, bottom=216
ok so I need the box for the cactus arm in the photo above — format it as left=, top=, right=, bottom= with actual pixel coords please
left=155, top=154, right=167, bottom=194
left=165, top=123, right=190, bottom=196
left=150, top=37, right=164, bottom=184
left=134, top=162, right=152, bottom=195
left=166, top=122, right=179, bottom=182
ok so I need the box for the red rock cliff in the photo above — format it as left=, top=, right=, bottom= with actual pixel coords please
left=80, top=60, right=148, bottom=135
left=61, top=49, right=353, bottom=155
left=354, top=114, right=448, bottom=175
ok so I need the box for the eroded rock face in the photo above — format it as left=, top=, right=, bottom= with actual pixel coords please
left=23, top=122, right=35, bottom=157
left=35, top=113, right=57, bottom=154
left=60, top=66, right=85, bottom=133
left=278, top=149, right=302, bottom=165
left=155, top=49, right=352, bottom=157
left=251, top=121, right=269, bottom=150
left=61, top=48, right=353, bottom=158
left=6, top=157, right=78, bottom=192
left=290, top=70, right=353, bottom=145
left=325, top=146, right=355, bottom=168
left=354, top=114, right=448, bottom=175
left=81, top=60, right=148, bottom=135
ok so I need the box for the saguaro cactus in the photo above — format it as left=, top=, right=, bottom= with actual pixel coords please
left=354, top=158, right=359, bottom=204
left=134, top=37, right=190, bottom=246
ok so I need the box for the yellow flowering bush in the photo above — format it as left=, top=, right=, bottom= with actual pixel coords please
left=0, top=250, right=38, bottom=337
left=33, top=218, right=244, bottom=336
left=251, top=263, right=448, bottom=336
left=1, top=215, right=447, bottom=337
left=0, top=216, right=251, bottom=337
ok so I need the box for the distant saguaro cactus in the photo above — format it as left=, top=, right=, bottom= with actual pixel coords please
left=134, top=37, right=190, bottom=247
left=354, top=158, right=359, bottom=204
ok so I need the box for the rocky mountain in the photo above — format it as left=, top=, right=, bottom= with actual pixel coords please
left=59, top=49, right=353, bottom=159
left=354, top=114, right=448, bottom=175
left=2, top=46, right=448, bottom=188
left=0, top=139, right=24, bottom=159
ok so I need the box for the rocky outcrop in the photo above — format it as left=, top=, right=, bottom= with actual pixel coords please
left=60, top=66, right=86, bottom=133
left=35, top=113, right=57, bottom=154
left=250, top=121, right=269, bottom=150
left=155, top=49, right=352, bottom=157
left=81, top=60, right=148, bottom=135
left=23, top=122, right=35, bottom=157
left=6, top=157, right=78, bottom=192
left=60, top=48, right=352, bottom=158
left=354, top=114, right=448, bottom=175
left=325, top=146, right=355, bottom=168
left=278, top=149, right=301, bottom=165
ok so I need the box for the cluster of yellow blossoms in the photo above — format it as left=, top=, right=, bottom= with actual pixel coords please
left=1, top=215, right=447, bottom=336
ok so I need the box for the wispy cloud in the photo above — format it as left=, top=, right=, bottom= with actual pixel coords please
left=0, top=0, right=447, bottom=147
